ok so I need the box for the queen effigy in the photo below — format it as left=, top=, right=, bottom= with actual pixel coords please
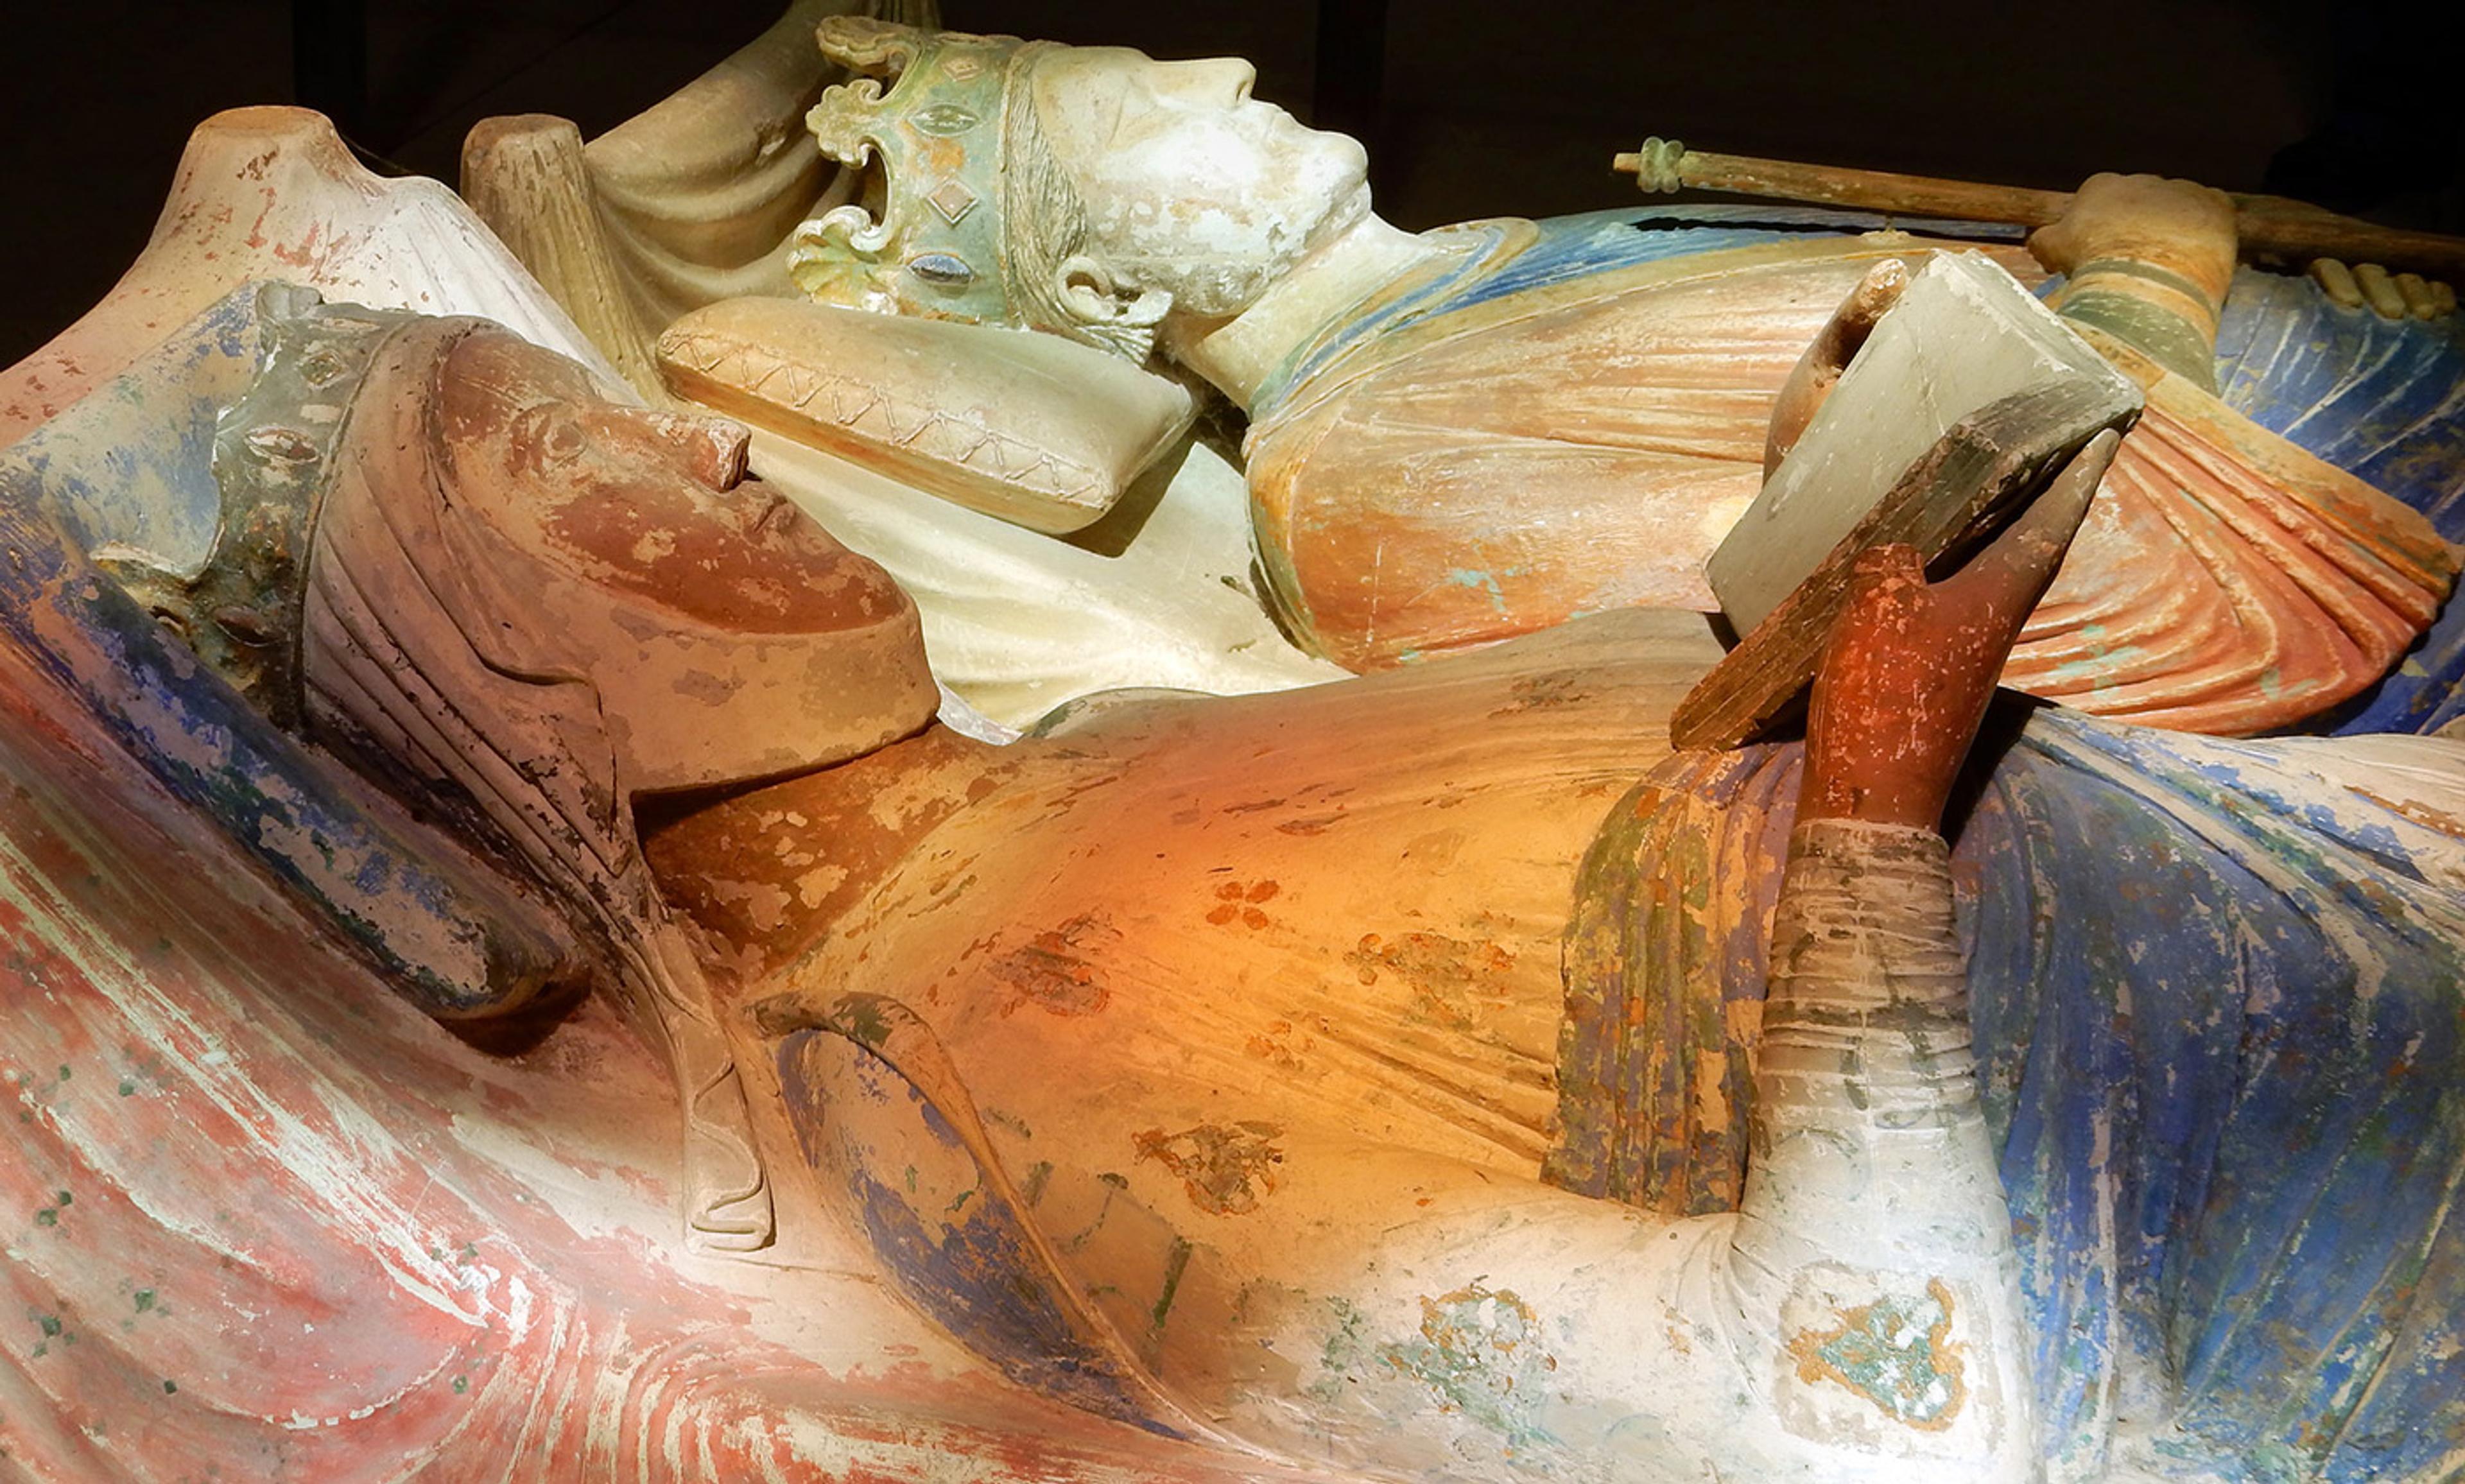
left=1, top=10, right=2462, bottom=1482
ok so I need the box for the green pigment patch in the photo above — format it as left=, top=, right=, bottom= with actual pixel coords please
left=1786, top=1278, right=1968, bottom=1430
left=1379, top=1282, right=1559, bottom=1449
left=1308, top=1297, right=1371, bottom=1404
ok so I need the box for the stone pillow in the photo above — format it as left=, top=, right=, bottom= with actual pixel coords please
left=659, top=297, right=1195, bottom=535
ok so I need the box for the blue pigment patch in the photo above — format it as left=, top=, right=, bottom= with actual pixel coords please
left=0, top=290, right=570, bottom=1021
left=776, top=1028, right=1173, bottom=1435
left=2210, top=268, right=2465, bottom=735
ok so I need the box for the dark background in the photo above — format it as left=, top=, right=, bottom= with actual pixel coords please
left=4, top=0, right=2458, bottom=366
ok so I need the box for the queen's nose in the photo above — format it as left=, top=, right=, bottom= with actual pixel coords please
left=637, top=410, right=751, bottom=492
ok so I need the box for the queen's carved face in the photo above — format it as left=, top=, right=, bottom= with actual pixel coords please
left=435, top=331, right=914, bottom=641
left=318, top=325, right=939, bottom=798
left=1025, top=48, right=1372, bottom=319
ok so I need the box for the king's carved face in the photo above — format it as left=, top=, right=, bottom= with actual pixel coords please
left=801, top=20, right=1374, bottom=354
left=1025, top=47, right=1372, bottom=320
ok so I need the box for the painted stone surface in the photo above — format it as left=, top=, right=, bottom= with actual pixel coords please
left=5, top=270, right=2463, bottom=1480
left=0, top=278, right=1332, bottom=1481
left=462, top=17, right=2465, bottom=737
left=461, top=3, right=1342, bottom=725
left=0, top=617, right=1328, bottom=1483
left=2, top=22, right=2463, bottom=1480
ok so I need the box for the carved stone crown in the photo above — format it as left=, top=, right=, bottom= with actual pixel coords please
left=793, top=17, right=1039, bottom=326
left=96, top=284, right=411, bottom=730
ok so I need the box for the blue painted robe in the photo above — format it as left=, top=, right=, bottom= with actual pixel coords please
left=1555, top=709, right=2465, bottom=1481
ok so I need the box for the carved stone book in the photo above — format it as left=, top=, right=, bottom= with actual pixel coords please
left=1672, top=252, right=2144, bottom=748
left=1706, top=251, right=2142, bottom=634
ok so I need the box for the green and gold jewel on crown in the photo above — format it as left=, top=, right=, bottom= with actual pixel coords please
left=793, top=18, right=1033, bottom=326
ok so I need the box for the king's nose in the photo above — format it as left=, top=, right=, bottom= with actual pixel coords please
left=1154, top=56, right=1257, bottom=105
left=639, top=410, right=752, bottom=492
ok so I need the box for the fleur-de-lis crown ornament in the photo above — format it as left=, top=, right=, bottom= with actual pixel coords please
left=793, top=18, right=1039, bottom=325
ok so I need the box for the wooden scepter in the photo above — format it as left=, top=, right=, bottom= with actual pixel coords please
left=1613, top=136, right=2465, bottom=289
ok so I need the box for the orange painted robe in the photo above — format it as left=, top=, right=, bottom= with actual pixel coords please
left=1243, top=209, right=2457, bottom=734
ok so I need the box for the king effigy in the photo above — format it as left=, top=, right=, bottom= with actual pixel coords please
left=672, top=17, right=2462, bottom=739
